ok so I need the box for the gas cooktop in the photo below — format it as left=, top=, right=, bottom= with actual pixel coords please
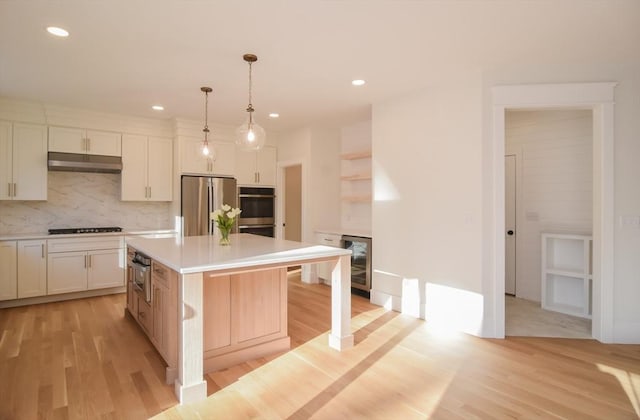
left=48, top=227, right=123, bottom=235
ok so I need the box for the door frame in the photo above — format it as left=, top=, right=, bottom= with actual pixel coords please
left=491, top=82, right=616, bottom=342
left=276, top=158, right=308, bottom=242
left=504, top=153, right=517, bottom=296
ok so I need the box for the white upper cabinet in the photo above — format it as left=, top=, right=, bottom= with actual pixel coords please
left=49, top=126, right=122, bottom=157
left=236, top=146, right=276, bottom=186
left=0, top=121, right=48, bottom=201
left=180, top=138, right=235, bottom=176
left=121, top=134, right=172, bottom=201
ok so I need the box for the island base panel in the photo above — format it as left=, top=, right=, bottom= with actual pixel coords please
left=202, top=267, right=290, bottom=372
left=204, top=336, right=290, bottom=373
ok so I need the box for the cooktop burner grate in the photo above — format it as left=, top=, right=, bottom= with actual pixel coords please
left=48, top=227, right=122, bottom=235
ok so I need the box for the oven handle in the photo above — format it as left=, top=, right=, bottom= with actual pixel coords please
left=238, top=194, right=276, bottom=198
left=239, top=224, right=274, bottom=229
left=131, top=260, right=150, bottom=271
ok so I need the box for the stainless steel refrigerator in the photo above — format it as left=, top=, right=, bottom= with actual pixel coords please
left=181, top=175, right=238, bottom=237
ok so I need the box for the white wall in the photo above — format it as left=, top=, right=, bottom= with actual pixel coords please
left=372, top=28, right=640, bottom=342
left=276, top=126, right=341, bottom=243
left=505, top=110, right=593, bottom=302
left=372, top=75, right=485, bottom=334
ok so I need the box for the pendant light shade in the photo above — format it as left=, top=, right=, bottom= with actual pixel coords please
left=236, top=54, right=266, bottom=151
left=201, top=86, right=214, bottom=158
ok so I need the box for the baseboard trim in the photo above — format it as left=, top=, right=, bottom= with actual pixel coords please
left=0, top=286, right=126, bottom=309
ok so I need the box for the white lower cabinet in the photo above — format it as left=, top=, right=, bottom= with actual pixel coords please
left=0, top=241, right=17, bottom=301
left=48, top=236, right=125, bottom=295
left=17, top=240, right=47, bottom=298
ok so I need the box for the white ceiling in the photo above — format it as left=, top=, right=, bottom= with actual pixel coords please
left=1, top=1, right=638, bottom=133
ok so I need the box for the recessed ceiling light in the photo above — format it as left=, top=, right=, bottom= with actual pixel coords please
left=151, top=105, right=164, bottom=111
left=352, top=79, right=366, bottom=86
left=269, top=113, right=279, bottom=118
left=46, top=26, right=69, bottom=37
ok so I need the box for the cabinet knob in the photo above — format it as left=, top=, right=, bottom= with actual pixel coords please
left=507, top=230, right=514, bottom=236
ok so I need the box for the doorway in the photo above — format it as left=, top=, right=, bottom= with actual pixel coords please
left=505, top=154, right=516, bottom=296
left=503, top=110, right=593, bottom=338
left=491, top=82, right=616, bottom=342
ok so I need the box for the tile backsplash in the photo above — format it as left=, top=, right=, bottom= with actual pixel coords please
left=0, top=172, right=172, bottom=234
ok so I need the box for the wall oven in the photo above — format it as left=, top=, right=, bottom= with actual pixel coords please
left=238, top=186, right=275, bottom=237
left=342, top=235, right=372, bottom=296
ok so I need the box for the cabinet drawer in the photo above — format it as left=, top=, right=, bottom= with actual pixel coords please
left=152, top=260, right=171, bottom=288
left=48, top=236, right=124, bottom=253
left=316, top=233, right=343, bottom=248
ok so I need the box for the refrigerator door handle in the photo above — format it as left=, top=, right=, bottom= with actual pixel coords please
left=208, top=182, right=214, bottom=234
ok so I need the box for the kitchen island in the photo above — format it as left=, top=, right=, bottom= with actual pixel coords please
left=125, top=233, right=353, bottom=405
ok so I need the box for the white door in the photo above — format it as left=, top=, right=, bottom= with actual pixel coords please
left=256, top=147, right=277, bottom=186
left=47, top=251, right=87, bottom=295
left=505, top=155, right=516, bottom=295
left=0, top=241, right=17, bottom=301
left=12, top=123, right=47, bottom=200
left=284, top=165, right=302, bottom=242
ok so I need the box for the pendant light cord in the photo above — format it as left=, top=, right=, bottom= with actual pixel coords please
left=203, top=90, right=210, bottom=137
left=247, top=61, right=254, bottom=126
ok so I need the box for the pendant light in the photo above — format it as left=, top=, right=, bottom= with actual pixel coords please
left=201, top=86, right=213, bottom=157
left=235, top=54, right=266, bottom=151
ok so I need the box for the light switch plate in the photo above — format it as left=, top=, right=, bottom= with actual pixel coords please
left=620, top=215, right=640, bottom=228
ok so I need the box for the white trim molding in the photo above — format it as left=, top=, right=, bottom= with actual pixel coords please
left=490, top=82, right=616, bottom=342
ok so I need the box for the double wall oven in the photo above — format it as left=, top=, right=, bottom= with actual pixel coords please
left=238, top=187, right=276, bottom=237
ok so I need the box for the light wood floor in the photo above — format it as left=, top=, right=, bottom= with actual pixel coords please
left=506, top=295, right=592, bottom=339
left=1, top=276, right=639, bottom=419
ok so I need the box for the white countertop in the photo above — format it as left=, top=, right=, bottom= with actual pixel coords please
left=0, top=229, right=176, bottom=242
left=126, top=233, right=352, bottom=274
left=315, top=227, right=372, bottom=238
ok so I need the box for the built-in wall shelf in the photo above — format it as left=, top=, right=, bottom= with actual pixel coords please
left=340, top=151, right=371, bottom=160
left=340, top=174, right=372, bottom=181
left=541, top=233, right=592, bottom=319
left=341, top=195, right=372, bottom=203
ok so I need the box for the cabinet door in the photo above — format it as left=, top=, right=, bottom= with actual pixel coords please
left=47, top=251, right=87, bottom=295
left=0, top=241, right=17, bottom=301
left=87, top=249, right=124, bottom=290
left=18, top=240, right=47, bottom=298
left=256, top=146, right=277, bottom=186
left=12, top=123, right=47, bottom=200
left=211, top=142, right=236, bottom=176
left=0, top=121, right=12, bottom=200
left=121, top=133, right=148, bottom=201
left=137, top=296, right=152, bottom=334
left=152, top=284, right=164, bottom=352
left=48, top=126, right=85, bottom=154
left=235, top=150, right=257, bottom=185
left=86, top=129, right=122, bottom=156
left=147, top=136, right=173, bottom=201
left=180, top=137, right=211, bottom=174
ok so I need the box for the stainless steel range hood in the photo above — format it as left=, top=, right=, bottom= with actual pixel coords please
left=48, top=152, right=123, bottom=174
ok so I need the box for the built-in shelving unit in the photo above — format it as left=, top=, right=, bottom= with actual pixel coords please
left=340, top=151, right=372, bottom=160
left=340, top=150, right=372, bottom=203
left=541, top=233, right=592, bottom=319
